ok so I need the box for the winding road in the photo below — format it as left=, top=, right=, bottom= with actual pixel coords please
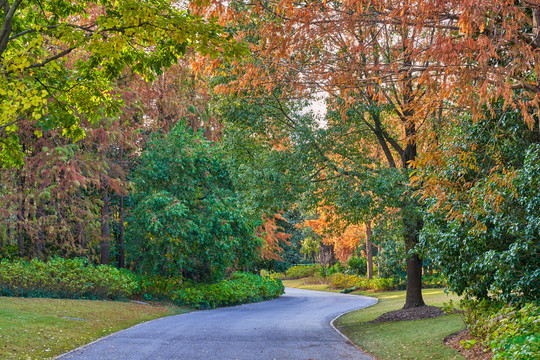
left=57, top=288, right=377, bottom=360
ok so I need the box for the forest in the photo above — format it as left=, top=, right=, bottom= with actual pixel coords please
left=0, top=1, right=539, bottom=359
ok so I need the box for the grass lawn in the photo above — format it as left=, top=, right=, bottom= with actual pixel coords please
left=283, top=278, right=464, bottom=360
left=336, top=289, right=465, bottom=360
left=0, top=296, right=189, bottom=360
left=282, top=279, right=339, bottom=292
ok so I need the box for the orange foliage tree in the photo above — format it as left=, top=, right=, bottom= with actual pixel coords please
left=194, top=0, right=540, bottom=308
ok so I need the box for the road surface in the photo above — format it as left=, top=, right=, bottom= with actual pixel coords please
left=57, top=287, right=377, bottom=360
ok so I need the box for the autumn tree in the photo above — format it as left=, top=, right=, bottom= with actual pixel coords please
left=195, top=0, right=540, bottom=308
left=0, top=0, right=243, bottom=167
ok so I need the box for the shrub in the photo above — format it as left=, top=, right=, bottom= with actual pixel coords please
left=170, top=272, right=284, bottom=309
left=0, top=257, right=136, bottom=300
left=327, top=272, right=395, bottom=291
left=463, top=300, right=540, bottom=360
left=346, top=256, right=367, bottom=276
left=285, top=264, right=320, bottom=279
left=370, top=277, right=396, bottom=291
left=422, top=274, right=447, bottom=288
left=259, top=269, right=285, bottom=279
left=328, top=273, right=361, bottom=289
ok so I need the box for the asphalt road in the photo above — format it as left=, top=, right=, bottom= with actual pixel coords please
left=57, top=288, right=377, bottom=360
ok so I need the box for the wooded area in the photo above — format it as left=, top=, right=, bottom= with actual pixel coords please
left=0, top=0, right=538, bottom=324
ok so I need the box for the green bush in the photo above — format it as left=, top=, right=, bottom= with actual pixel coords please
left=346, top=256, right=367, bottom=276
left=285, top=264, right=320, bottom=279
left=326, top=272, right=396, bottom=291
left=370, top=277, right=396, bottom=291
left=422, top=274, right=447, bottom=288
left=328, top=273, right=362, bottom=289
left=170, top=272, right=284, bottom=309
left=0, top=258, right=136, bottom=300
left=463, top=300, right=540, bottom=359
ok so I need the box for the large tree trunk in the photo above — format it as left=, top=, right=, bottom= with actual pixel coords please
left=100, top=176, right=110, bottom=265
left=403, top=216, right=425, bottom=309
left=366, top=221, right=373, bottom=280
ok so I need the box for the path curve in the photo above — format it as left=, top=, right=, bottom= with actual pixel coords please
left=57, top=288, right=377, bottom=360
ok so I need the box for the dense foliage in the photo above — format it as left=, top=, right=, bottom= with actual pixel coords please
left=420, top=108, right=540, bottom=303
left=127, top=124, right=259, bottom=282
left=169, top=272, right=284, bottom=309
left=0, top=257, right=135, bottom=299
left=462, top=300, right=540, bottom=360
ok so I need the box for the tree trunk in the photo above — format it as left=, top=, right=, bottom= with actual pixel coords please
left=100, top=176, right=110, bottom=265
left=366, top=221, right=373, bottom=280
left=403, top=216, right=425, bottom=309
left=116, top=194, right=125, bottom=268
left=16, top=171, right=25, bottom=258
left=34, top=205, right=45, bottom=260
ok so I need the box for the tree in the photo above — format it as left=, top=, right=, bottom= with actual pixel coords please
left=127, top=123, right=259, bottom=282
left=195, top=0, right=540, bottom=308
left=0, top=0, right=244, bottom=167
left=418, top=102, right=540, bottom=303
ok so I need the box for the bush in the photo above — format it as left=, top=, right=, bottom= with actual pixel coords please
left=370, top=277, right=396, bottom=291
left=170, top=272, right=284, bottom=309
left=422, top=274, right=447, bottom=288
left=285, top=264, right=320, bottom=279
left=345, top=256, right=367, bottom=276
left=326, top=272, right=396, bottom=291
left=463, top=300, right=540, bottom=360
left=0, top=258, right=136, bottom=300
left=328, top=273, right=362, bottom=289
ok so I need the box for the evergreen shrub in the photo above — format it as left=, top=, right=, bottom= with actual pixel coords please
left=0, top=258, right=136, bottom=299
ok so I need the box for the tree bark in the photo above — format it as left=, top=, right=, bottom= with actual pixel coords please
left=100, top=176, right=110, bottom=265
left=403, top=216, right=425, bottom=309
left=34, top=205, right=45, bottom=260
left=116, top=194, right=125, bottom=268
left=16, top=170, right=25, bottom=258
left=366, top=221, right=373, bottom=280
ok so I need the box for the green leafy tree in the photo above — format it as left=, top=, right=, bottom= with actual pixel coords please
left=419, top=103, right=540, bottom=303
left=0, top=0, right=243, bottom=167
left=127, top=123, right=259, bottom=282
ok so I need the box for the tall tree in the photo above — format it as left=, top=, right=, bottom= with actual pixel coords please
left=0, top=0, right=244, bottom=167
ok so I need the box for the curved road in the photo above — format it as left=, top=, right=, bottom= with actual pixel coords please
left=58, top=288, right=377, bottom=360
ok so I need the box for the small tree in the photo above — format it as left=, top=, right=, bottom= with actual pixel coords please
left=127, top=124, right=259, bottom=282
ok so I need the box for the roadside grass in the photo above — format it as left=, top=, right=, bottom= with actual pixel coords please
left=335, top=289, right=465, bottom=360
left=282, top=279, right=339, bottom=292
left=0, top=296, right=189, bottom=360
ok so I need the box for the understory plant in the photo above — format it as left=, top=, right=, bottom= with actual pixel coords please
left=0, top=257, right=136, bottom=299
left=462, top=299, right=540, bottom=359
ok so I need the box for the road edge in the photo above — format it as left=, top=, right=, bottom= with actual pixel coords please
left=330, top=295, right=379, bottom=360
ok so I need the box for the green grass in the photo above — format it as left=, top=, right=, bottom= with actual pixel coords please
left=282, top=279, right=340, bottom=292
left=335, top=289, right=465, bottom=360
left=0, top=296, right=189, bottom=360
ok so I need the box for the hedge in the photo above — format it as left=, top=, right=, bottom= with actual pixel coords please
left=0, top=257, right=136, bottom=300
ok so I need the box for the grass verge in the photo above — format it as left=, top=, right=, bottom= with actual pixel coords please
left=335, top=289, right=464, bottom=360
left=281, top=279, right=339, bottom=292
left=0, top=296, right=189, bottom=360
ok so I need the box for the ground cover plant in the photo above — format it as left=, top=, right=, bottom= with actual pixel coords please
left=140, top=272, right=284, bottom=309
left=461, top=300, right=539, bottom=360
left=0, top=258, right=136, bottom=300
left=0, top=296, right=187, bottom=360
left=0, top=258, right=284, bottom=310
